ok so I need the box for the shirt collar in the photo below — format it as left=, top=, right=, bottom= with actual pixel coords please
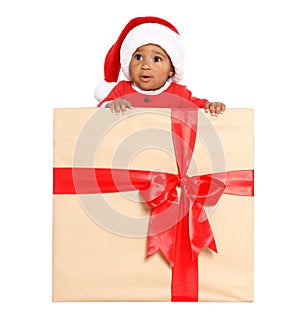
left=131, top=80, right=171, bottom=95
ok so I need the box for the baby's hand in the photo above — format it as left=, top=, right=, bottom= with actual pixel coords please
left=204, top=102, right=226, bottom=117
left=105, top=98, right=133, bottom=114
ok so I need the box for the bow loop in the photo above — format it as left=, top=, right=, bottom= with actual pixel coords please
left=189, top=175, right=225, bottom=205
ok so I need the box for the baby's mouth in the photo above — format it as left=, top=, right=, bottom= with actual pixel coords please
left=140, top=75, right=152, bottom=82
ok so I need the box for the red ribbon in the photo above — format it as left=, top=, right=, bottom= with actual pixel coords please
left=53, top=108, right=254, bottom=301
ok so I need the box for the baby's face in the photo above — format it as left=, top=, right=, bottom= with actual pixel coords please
left=129, top=44, right=174, bottom=91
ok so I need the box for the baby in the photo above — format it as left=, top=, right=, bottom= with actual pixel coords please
left=95, top=16, right=226, bottom=116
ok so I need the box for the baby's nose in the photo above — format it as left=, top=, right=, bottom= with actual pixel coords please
left=141, top=60, right=151, bottom=69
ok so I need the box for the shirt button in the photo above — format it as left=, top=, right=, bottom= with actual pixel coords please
left=144, top=97, right=150, bottom=103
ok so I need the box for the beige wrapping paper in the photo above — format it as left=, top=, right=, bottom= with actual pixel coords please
left=52, top=107, right=254, bottom=302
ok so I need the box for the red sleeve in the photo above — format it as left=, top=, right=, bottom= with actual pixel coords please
left=168, top=83, right=209, bottom=108
left=182, top=87, right=209, bottom=108
left=189, top=95, right=209, bottom=108
left=97, top=81, right=130, bottom=107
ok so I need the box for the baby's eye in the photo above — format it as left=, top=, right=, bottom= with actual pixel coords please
left=134, top=54, right=143, bottom=60
left=153, top=56, right=162, bottom=62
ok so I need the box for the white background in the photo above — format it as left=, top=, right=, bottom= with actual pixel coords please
left=1, top=0, right=299, bottom=326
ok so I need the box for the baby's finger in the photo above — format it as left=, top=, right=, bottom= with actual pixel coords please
left=109, top=103, right=116, bottom=114
left=120, top=103, right=128, bottom=113
left=112, top=104, right=121, bottom=115
left=219, top=103, right=225, bottom=114
left=220, top=103, right=226, bottom=114
left=209, top=104, right=218, bottom=117
left=124, top=100, right=133, bottom=109
left=214, top=103, right=223, bottom=115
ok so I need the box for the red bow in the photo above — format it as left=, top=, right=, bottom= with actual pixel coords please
left=140, top=172, right=225, bottom=265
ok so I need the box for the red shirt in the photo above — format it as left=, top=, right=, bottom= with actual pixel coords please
left=97, top=81, right=209, bottom=109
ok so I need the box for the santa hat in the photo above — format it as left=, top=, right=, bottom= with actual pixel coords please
left=95, top=16, right=185, bottom=101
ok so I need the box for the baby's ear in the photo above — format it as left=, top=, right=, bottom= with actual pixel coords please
left=168, top=70, right=174, bottom=77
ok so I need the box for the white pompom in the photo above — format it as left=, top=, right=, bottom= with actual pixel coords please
left=94, top=81, right=117, bottom=102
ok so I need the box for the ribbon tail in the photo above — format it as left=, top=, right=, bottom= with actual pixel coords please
left=146, top=227, right=176, bottom=266
left=146, top=204, right=179, bottom=266
left=189, top=202, right=218, bottom=260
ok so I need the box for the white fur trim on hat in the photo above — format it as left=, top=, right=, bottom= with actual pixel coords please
left=120, top=23, right=185, bottom=82
left=94, top=81, right=117, bottom=102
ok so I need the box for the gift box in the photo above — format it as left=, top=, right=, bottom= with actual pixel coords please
left=52, top=104, right=254, bottom=302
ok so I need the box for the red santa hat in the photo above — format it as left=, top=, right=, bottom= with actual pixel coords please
left=95, top=16, right=185, bottom=101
